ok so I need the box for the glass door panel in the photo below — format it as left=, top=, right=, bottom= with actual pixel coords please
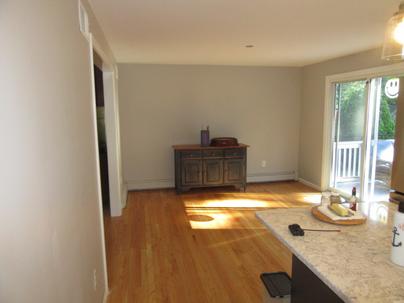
left=363, top=77, right=398, bottom=201
left=330, top=80, right=368, bottom=197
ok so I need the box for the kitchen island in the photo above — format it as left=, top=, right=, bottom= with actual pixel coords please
left=256, top=202, right=404, bottom=303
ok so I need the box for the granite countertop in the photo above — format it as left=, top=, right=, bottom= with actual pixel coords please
left=256, top=202, right=404, bottom=303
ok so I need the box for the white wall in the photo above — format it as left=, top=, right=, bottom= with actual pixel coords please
left=118, top=64, right=302, bottom=189
left=299, top=48, right=394, bottom=187
left=0, top=1, right=110, bottom=302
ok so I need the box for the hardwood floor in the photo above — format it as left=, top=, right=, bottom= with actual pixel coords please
left=104, top=181, right=319, bottom=303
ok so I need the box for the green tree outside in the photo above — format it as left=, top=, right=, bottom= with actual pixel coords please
left=335, top=78, right=397, bottom=141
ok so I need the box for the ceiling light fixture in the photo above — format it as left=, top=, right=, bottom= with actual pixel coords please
left=382, top=2, right=404, bottom=61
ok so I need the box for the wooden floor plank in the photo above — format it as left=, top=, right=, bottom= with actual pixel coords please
left=105, top=181, right=319, bottom=303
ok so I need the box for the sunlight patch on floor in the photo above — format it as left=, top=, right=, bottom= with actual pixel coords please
left=300, top=193, right=321, bottom=204
left=187, top=211, right=234, bottom=229
left=183, top=192, right=320, bottom=229
left=190, top=198, right=271, bottom=208
left=188, top=214, right=215, bottom=222
left=185, top=207, right=267, bottom=230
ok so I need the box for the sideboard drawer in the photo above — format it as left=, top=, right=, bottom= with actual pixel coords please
left=203, top=150, right=224, bottom=158
left=181, top=151, right=202, bottom=159
left=224, top=149, right=245, bottom=158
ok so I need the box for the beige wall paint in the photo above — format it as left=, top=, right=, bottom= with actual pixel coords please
left=299, top=48, right=394, bottom=186
left=0, top=1, right=113, bottom=302
left=118, top=64, right=302, bottom=189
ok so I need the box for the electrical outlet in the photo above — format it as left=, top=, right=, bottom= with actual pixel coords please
left=261, top=160, right=267, bottom=168
left=93, top=269, right=97, bottom=291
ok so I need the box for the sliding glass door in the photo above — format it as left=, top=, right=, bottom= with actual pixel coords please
left=329, top=76, right=399, bottom=202
left=363, top=77, right=398, bottom=201
left=330, top=80, right=368, bottom=197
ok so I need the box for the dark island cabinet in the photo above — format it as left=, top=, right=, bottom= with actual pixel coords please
left=173, top=144, right=248, bottom=193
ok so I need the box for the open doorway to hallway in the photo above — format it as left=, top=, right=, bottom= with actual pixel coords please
left=90, top=39, right=126, bottom=218
left=93, top=51, right=111, bottom=213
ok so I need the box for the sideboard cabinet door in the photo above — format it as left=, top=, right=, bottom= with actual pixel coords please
left=181, top=159, right=202, bottom=186
left=203, top=159, right=223, bottom=185
left=224, top=159, right=245, bottom=184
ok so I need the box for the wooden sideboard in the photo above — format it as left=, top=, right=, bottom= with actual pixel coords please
left=173, top=144, right=248, bottom=193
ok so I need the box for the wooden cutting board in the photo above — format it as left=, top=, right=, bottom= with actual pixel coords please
left=311, top=206, right=366, bottom=225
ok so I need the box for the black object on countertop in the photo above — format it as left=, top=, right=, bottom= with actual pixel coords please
left=260, top=272, right=291, bottom=298
left=289, top=224, right=305, bottom=236
left=289, top=224, right=341, bottom=236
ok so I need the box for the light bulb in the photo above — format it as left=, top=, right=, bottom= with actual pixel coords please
left=394, top=18, right=404, bottom=45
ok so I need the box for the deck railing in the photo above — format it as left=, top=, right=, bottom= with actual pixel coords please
left=333, top=141, right=362, bottom=181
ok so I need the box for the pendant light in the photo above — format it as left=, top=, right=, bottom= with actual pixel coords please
left=382, top=2, right=404, bottom=61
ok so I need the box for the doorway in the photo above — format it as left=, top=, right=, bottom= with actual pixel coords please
left=93, top=51, right=110, bottom=212
left=329, top=76, right=399, bottom=202
left=82, top=29, right=125, bottom=298
left=90, top=36, right=125, bottom=217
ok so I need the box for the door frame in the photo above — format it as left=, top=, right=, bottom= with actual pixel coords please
left=321, top=62, right=404, bottom=196
left=92, top=37, right=126, bottom=216
left=86, top=33, right=109, bottom=299
left=85, top=32, right=125, bottom=298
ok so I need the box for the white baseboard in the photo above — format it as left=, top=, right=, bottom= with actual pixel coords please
left=126, top=172, right=297, bottom=191
left=121, top=184, right=128, bottom=208
left=103, top=290, right=109, bottom=303
left=127, top=178, right=174, bottom=190
left=298, top=178, right=322, bottom=191
left=247, top=171, right=296, bottom=183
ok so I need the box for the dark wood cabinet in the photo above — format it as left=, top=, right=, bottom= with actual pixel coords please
left=203, top=159, right=223, bottom=185
left=224, top=159, right=245, bottom=184
left=173, top=144, right=248, bottom=193
left=181, top=159, right=202, bottom=186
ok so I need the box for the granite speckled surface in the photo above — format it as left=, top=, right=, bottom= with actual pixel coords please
left=256, top=202, right=404, bottom=303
